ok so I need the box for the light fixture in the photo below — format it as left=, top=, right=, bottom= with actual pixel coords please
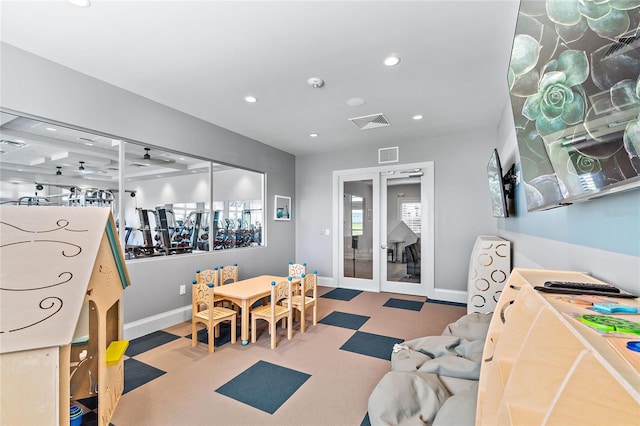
left=244, top=95, right=258, bottom=103
left=78, top=161, right=85, bottom=171
left=412, top=115, right=424, bottom=120
left=45, top=127, right=57, bottom=132
left=68, top=0, right=91, bottom=7
left=307, top=77, right=325, bottom=88
left=309, top=133, right=319, bottom=138
left=56, top=167, right=62, bottom=176
left=384, top=55, right=401, bottom=67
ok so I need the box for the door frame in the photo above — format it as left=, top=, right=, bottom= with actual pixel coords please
left=332, top=161, right=434, bottom=297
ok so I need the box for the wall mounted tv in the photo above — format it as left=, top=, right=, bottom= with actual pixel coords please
left=508, top=0, right=640, bottom=212
left=487, top=149, right=515, bottom=218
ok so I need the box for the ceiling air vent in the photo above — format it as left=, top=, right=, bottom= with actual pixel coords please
left=349, top=113, right=390, bottom=130
left=379, top=146, right=399, bottom=164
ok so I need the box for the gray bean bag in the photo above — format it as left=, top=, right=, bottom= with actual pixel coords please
left=368, top=313, right=492, bottom=426
left=368, top=371, right=450, bottom=425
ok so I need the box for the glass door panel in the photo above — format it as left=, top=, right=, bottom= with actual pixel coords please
left=381, top=171, right=430, bottom=296
left=338, top=174, right=379, bottom=292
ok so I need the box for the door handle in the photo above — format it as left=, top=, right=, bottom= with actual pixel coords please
left=381, top=245, right=387, bottom=249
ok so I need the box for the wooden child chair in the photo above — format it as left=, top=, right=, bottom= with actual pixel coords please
left=289, top=271, right=318, bottom=333
left=191, top=280, right=237, bottom=353
left=251, top=278, right=293, bottom=349
left=219, top=264, right=239, bottom=311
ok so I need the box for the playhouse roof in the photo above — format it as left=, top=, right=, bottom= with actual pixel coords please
left=0, top=206, right=130, bottom=354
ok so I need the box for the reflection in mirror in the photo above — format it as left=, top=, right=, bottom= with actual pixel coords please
left=0, top=112, right=265, bottom=259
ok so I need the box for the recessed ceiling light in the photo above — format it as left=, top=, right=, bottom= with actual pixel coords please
left=84, top=142, right=94, bottom=146
left=244, top=95, right=258, bottom=103
left=309, top=133, right=319, bottom=138
left=347, top=97, right=366, bottom=107
left=384, top=55, right=401, bottom=67
left=45, top=127, right=57, bottom=132
left=412, top=115, right=424, bottom=120
left=68, top=0, right=91, bottom=7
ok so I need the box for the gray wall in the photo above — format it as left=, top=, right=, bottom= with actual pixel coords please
left=295, top=129, right=499, bottom=293
left=496, top=102, right=640, bottom=292
left=1, top=43, right=296, bottom=327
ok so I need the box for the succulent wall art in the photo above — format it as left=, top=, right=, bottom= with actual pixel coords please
left=509, top=0, right=640, bottom=211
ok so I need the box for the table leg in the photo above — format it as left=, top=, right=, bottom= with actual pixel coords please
left=241, top=300, right=250, bottom=345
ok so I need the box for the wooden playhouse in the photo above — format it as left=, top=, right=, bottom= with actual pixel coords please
left=0, top=206, right=131, bottom=426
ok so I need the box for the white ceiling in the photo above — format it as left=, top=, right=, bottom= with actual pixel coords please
left=0, top=0, right=520, bottom=156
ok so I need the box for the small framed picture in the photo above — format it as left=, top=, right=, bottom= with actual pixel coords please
left=274, top=195, right=291, bottom=221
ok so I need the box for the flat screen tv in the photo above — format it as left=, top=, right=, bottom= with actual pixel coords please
left=487, top=149, right=510, bottom=218
left=508, top=0, right=640, bottom=212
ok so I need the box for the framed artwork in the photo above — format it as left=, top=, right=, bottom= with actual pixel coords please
left=274, top=195, right=291, bottom=221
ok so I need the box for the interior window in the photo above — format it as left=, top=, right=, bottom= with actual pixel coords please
left=0, top=111, right=265, bottom=259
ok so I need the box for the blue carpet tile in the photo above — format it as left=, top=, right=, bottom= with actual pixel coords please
left=216, top=360, right=311, bottom=414
left=425, top=298, right=467, bottom=308
left=383, top=298, right=423, bottom=311
left=125, top=330, right=180, bottom=357
left=319, top=311, right=370, bottom=330
left=361, top=412, right=371, bottom=426
left=123, top=358, right=166, bottom=394
left=186, top=322, right=239, bottom=347
left=321, top=288, right=362, bottom=301
left=340, top=331, right=404, bottom=361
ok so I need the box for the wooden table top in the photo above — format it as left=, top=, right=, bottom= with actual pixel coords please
left=214, top=275, right=297, bottom=299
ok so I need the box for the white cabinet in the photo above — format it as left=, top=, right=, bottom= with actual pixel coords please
left=467, top=236, right=510, bottom=314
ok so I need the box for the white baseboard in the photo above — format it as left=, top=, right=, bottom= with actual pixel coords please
left=318, top=275, right=337, bottom=287
left=123, top=305, right=191, bottom=341
left=122, top=281, right=466, bottom=341
left=432, top=288, right=467, bottom=304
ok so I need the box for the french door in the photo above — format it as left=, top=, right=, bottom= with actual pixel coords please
left=334, top=162, right=434, bottom=296
left=337, top=172, right=380, bottom=292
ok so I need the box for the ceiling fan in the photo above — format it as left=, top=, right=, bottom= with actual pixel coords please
left=134, top=147, right=176, bottom=166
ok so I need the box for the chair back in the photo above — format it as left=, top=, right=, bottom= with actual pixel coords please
left=196, top=268, right=219, bottom=286
left=271, top=278, right=292, bottom=315
left=220, top=264, right=238, bottom=284
left=192, top=280, right=215, bottom=314
left=302, top=271, right=318, bottom=299
left=288, top=262, right=306, bottom=278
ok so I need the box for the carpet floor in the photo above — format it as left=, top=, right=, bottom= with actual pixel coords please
left=107, top=286, right=467, bottom=426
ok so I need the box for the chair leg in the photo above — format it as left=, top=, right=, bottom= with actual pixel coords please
left=270, top=320, right=276, bottom=349
left=300, top=307, right=305, bottom=334
left=312, top=304, right=317, bottom=326
left=287, top=312, right=292, bottom=340
left=214, top=324, right=220, bottom=338
left=230, top=317, right=236, bottom=344
left=251, top=317, right=257, bottom=343
left=208, top=324, right=214, bottom=353
left=192, top=322, right=198, bottom=347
